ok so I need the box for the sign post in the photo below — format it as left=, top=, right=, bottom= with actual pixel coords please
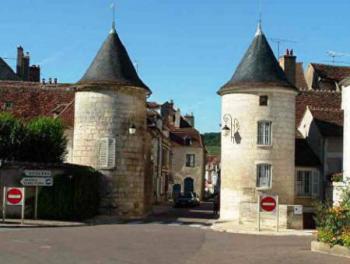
left=5, top=187, right=25, bottom=224
left=2, top=187, right=6, bottom=223
left=258, top=194, right=279, bottom=232
left=257, top=195, right=261, bottom=232
left=276, top=195, right=279, bottom=232
left=21, top=170, right=53, bottom=220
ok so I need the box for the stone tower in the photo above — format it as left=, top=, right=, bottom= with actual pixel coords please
left=217, top=24, right=298, bottom=221
left=341, top=77, right=350, bottom=184
left=72, top=23, right=152, bottom=217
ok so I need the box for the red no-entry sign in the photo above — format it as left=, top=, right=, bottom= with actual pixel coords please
left=6, top=188, right=24, bottom=206
left=260, top=196, right=276, bottom=212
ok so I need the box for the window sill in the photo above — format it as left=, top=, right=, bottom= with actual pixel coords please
left=257, top=144, right=273, bottom=149
left=256, top=187, right=272, bottom=191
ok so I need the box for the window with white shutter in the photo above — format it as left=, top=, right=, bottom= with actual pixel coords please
left=256, top=164, right=272, bottom=189
left=98, top=137, right=116, bottom=169
left=257, top=121, right=272, bottom=145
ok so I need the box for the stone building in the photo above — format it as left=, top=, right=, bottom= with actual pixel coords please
left=218, top=24, right=299, bottom=227
left=160, top=101, right=206, bottom=199
left=72, top=22, right=153, bottom=217
left=341, top=77, right=350, bottom=184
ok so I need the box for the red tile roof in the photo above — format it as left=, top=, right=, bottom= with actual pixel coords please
left=310, top=107, right=343, bottom=137
left=170, top=128, right=204, bottom=148
left=311, top=63, right=350, bottom=83
left=0, top=81, right=75, bottom=127
left=296, top=90, right=342, bottom=126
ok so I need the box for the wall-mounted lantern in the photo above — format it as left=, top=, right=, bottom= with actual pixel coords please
left=222, top=113, right=240, bottom=143
left=129, top=123, right=137, bottom=135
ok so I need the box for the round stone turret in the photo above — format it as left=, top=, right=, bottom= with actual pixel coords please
left=72, top=24, right=151, bottom=217
left=218, top=24, right=298, bottom=222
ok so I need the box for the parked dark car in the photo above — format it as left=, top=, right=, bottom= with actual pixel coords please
left=174, top=192, right=200, bottom=207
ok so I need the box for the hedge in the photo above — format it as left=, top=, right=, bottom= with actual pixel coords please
left=38, top=165, right=102, bottom=220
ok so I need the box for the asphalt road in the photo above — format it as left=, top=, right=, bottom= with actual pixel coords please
left=0, top=202, right=347, bottom=264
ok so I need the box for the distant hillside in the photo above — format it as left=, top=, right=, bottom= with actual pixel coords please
left=203, top=132, right=220, bottom=155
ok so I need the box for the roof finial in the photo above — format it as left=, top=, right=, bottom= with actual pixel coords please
left=255, top=19, right=263, bottom=36
left=110, top=3, right=116, bottom=34
left=255, top=0, right=263, bottom=36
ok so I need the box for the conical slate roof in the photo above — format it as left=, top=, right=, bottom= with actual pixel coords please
left=218, top=24, right=296, bottom=95
left=0, top=58, right=19, bottom=81
left=79, top=26, right=151, bottom=94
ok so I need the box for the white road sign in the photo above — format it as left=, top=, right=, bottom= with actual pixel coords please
left=20, top=177, right=53, bottom=187
left=24, top=170, right=52, bottom=177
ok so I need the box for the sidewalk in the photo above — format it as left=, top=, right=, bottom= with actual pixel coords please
left=211, top=221, right=316, bottom=236
left=0, top=218, right=86, bottom=228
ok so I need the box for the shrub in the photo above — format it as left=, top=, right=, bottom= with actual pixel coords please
left=341, top=229, right=350, bottom=248
left=315, top=197, right=350, bottom=248
left=317, top=228, right=335, bottom=244
left=38, top=165, right=101, bottom=220
left=22, top=117, right=67, bottom=163
left=0, top=113, right=25, bottom=160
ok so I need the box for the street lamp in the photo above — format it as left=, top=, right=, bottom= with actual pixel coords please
left=222, top=114, right=239, bottom=143
left=129, top=123, right=137, bottom=135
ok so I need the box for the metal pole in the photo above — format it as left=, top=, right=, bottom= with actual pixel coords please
left=276, top=195, right=279, bottom=232
left=2, top=187, right=6, bottom=223
left=34, top=186, right=38, bottom=219
left=257, top=194, right=261, bottom=232
left=21, top=188, right=25, bottom=225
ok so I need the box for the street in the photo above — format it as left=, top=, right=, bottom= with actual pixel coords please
left=0, top=202, right=348, bottom=264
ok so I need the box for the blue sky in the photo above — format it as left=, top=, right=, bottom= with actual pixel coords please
left=1, top=0, right=349, bottom=132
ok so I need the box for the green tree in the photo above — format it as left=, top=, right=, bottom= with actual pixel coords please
left=0, top=113, right=24, bottom=160
left=22, top=117, right=67, bottom=163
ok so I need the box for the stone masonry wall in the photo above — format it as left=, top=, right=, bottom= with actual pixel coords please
left=220, top=88, right=297, bottom=221
left=73, top=87, right=151, bottom=217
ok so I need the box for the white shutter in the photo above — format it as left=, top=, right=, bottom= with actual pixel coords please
left=98, top=138, right=116, bottom=169
left=312, top=170, right=320, bottom=197
left=107, top=138, right=116, bottom=168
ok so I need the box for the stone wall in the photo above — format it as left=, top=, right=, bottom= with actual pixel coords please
left=73, top=86, right=151, bottom=218
left=172, top=146, right=205, bottom=199
left=220, top=88, right=297, bottom=221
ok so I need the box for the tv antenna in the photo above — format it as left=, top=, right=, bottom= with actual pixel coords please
left=327, top=51, right=350, bottom=64
left=270, top=38, right=297, bottom=58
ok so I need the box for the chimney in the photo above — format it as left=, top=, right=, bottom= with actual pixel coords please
left=184, top=113, right=195, bottom=127
left=54, top=78, right=57, bottom=84
left=16, top=46, right=24, bottom=77
left=279, top=49, right=296, bottom=86
left=42, top=78, right=46, bottom=84
left=29, top=65, right=40, bottom=82
left=48, top=77, right=52, bottom=84
left=21, top=52, right=30, bottom=81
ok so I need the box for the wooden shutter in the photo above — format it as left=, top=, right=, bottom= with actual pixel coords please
left=107, top=138, right=116, bottom=168
left=99, top=138, right=116, bottom=169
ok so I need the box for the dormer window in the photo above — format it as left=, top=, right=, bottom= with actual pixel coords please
left=259, top=95, right=268, bottom=106
left=184, top=136, right=192, bottom=145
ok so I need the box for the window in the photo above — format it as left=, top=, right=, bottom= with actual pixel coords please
left=296, top=170, right=319, bottom=197
left=98, top=137, right=116, bottom=169
left=184, top=136, right=192, bottom=146
left=186, top=154, right=195, bottom=167
left=3, top=101, right=13, bottom=110
left=257, top=121, right=272, bottom=145
left=259, top=96, right=268, bottom=106
left=256, top=164, right=272, bottom=189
